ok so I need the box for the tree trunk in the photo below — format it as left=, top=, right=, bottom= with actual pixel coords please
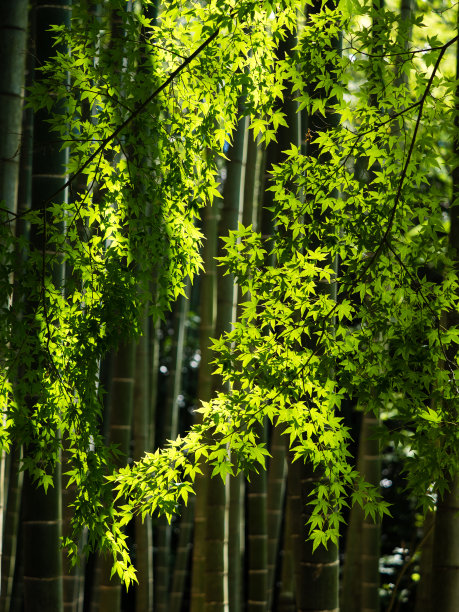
left=414, top=511, right=434, bottom=612
left=246, top=446, right=268, bottom=612
left=431, top=17, right=459, bottom=607
left=0, top=0, right=28, bottom=219
left=22, top=2, right=71, bottom=610
left=431, top=477, right=459, bottom=612
left=191, top=192, right=218, bottom=612
left=267, top=426, right=287, bottom=610
left=1, top=10, right=34, bottom=606
left=287, top=458, right=339, bottom=612
left=155, top=286, right=190, bottom=611
left=133, top=309, right=153, bottom=612
left=62, top=443, right=85, bottom=612
left=287, top=3, right=340, bottom=609
left=228, top=475, right=244, bottom=612
left=276, top=494, right=295, bottom=611
left=342, top=413, right=381, bottom=612
left=170, top=498, right=195, bottom=612
left=98, top=341, right=136, bottom=612
left=0, top=446, right=23, bottom=612
left=205, top=110, right=248, bottom=612
left=262, top=26, right=300, bottom=608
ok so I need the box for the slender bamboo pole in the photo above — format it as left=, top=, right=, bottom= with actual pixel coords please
left=155, top=286, right=190, bottom=611
left=259, top=24, right=300, bottom=611
left=22, top=3, right=71, bottom=610
left=0, top=0, right=28, bottom=220
left=431, top=477, right=459, bottom=611
left=228, top=476, right=244, bottom=612
left=287, top=457, right=340, bottom=612
left=266, top=426, right=287, bottom=610
left=276, top=493, right=295, bottom=612
left=431, top=15, right=459, bottom=608
left=287, top=3, right=340, bottom=609
left=190, top=192, right=218, bottom=612
left=133, top=309, right=153, bottom=612
left=170, top=498, right=195, bottom=612
left=414, top=511, right=434, bottom=612
left=0, top=1, right=29, bottom=606
left=207, top=110, right=247, bottom=612
left=98, top=342, right=136, bottom=612
left=0, top=446, right=23, bottom=612
left=246, top=447, right=268, bottom=612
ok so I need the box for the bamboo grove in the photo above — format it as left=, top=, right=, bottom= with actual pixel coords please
left=0, top=0, right=458, bottom=610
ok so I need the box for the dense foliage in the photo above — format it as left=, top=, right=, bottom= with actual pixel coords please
left=1, top=0, right=458, bottom=587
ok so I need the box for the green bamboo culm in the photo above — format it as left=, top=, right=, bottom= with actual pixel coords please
left=223, top=109, right=249, bottom=612
left=170, top=498, right=195, bottom=612
left=206, top=107, right=248, bottom=612
left=288, top=1, right=339, bottom=610
left=266, top=426, right=287, bottom=610
left=133, top=309, right=153, bottom=612
left=0, top=3, right=29, bottom=606
left=264, top=23, right=301, bottom=609
left=342, top=413, right=381, bottom=612
left=155, top=285, right=190, bottom=611
left=98, top=340, right=136, bottom=612
left=22, top=2, right=71, bottom=611
left=0, top=445, right=23, bottom=612
left=191, top=183, right=218, bottom=612
left=0, top=0, right=28, bottom=220
left=431, top=12, right=459, bottom=607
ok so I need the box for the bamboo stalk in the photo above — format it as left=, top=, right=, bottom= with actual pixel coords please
left=266, top=426, right=287, bottom=610
left=133, top=309, right=153, bottom=612
left=190, top=194, right=218, bottom=612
